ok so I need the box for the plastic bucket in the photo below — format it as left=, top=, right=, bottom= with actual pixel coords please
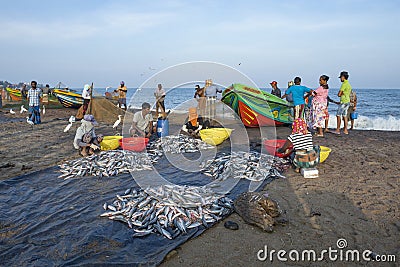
left=157, top=118, right=169, bottom=137
left=350, top=112, right=358, bottom=120
left=263, top=139, right=293, bottom=158
left=119, top=137, right=149, bottom=152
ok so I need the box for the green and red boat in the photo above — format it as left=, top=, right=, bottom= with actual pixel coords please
left=221, top=84, right=293, bottom=127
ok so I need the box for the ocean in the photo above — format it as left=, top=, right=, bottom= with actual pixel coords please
left=81, top=87, right=400, bottom=131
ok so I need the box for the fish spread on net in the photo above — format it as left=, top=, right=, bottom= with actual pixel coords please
left=58, top=135, right=214, bottom=179
left=148, top=134, right=215, bottom=154
left=201, top=151, right=290, bottom=182
left=101, top=185, right=234, bottom=239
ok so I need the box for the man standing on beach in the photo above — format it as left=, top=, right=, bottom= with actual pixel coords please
left=347, top=90, right=357, bottom=130
left=334, top=71, right=352, bottom=135
left=154, top=83, right=166, bottom=118
left=269, top=81, right=281, bottom=98
left=204, top=79, right=222, bottom=121
left=81, top=84, right=92, bottom=116
left=115, top=81, right=128, bottom=111
left=281, top=77, right=312, bottom=119
left=27, top=80, right=42, bottom=124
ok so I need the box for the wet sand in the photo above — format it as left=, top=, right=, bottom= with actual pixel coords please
left=0, top=106, right=399, bottom=266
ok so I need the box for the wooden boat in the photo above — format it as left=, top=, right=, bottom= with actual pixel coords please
left=53, top=89, right=83, bottom=108
left=199, top=128, right=233, bottom=146
left=221, top=84, right=293, bottom=127
left=5, top=87, right=22, bottom=101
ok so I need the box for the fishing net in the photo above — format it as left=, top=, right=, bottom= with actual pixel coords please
left=0, top=145, right=284, bottom=266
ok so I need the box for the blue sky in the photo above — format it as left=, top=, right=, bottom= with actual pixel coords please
left=0, top=0, right=399, bottom=89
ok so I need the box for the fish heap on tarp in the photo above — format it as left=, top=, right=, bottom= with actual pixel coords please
left=201, top=151, right=290, bottom=181
left=59, top=135, right=215, bottom=179
left=101, top=185, right=233, bottom=239
left=58, top=150, right=155, bottom=179
left=148, top=134, right=215, bottom=153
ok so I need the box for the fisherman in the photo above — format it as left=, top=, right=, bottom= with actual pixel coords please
left=181, top=107, right=210, bottom=138
left=269, top=81, right=281, bottom=98
left=73, top=114, right=104, bottom=157
left=115, top=81, right=128, bottom=110
left=129, top=102, right=154, bottom=138
left=204, top=79, right=222, bottom=121
left=277, top=118, right=319, bottom=172
left=281, top=77, right=313, bottom=119
left=81, top=84, right=92, bottom=116
left=194, top=84, right=206, bottom=116
left=27, top=80, right=42, bottom=124
left=154, top=83, right=166, bottom=118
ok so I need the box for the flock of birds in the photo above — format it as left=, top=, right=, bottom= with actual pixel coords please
left=9, top=105, right=46, bottom=127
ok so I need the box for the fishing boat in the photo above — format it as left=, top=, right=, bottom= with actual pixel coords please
left=5, top=87, right=22, bottom=101
left=199, top=128, right=233, bottom=146
left=221, top=84, right=293, bottom=127
left=53, top=83, right=83, bottom=108
left=53, top=89, right=84, bottom=108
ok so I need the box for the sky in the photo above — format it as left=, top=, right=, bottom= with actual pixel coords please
left=0, top=0, right=399, bottom=89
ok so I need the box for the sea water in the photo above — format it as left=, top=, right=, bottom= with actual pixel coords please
left=76, top=87, right=400, bottom=131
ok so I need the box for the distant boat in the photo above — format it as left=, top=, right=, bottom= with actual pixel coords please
left=5, top=87, right=22, bottom=101
left=53, top=89, right=83, bottom=108
left=52, top=82, right=84, bottom=108
left=221, top=84, right=293, bottom=127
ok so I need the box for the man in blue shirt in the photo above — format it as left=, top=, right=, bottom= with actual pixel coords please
left=281, top=77, right=312, bottom=119
left=204, top=79, right=222, bottom=120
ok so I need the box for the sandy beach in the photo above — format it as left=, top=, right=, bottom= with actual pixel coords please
left=0, top=106, right=399, bottom=266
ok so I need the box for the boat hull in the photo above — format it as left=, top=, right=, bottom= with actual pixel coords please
left=54, top=89, right=84, bottom=108
left=5, top=88, right=22, bottom=101
left=222, top=84, right=293, bottom=127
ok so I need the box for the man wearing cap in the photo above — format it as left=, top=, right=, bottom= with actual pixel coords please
left=270, top=81, right=281, bottom=98
left=115, top=81, right=127, bottom=110
left=204, top=79, right=222, bottom=121
left=181, top=107, right=210, bottom=138
left=73, top=114, right=103, bottom=156
left=334, top=71, right=352, bottom=135
left=81, top=84, right=92, bottom=116
left=129, top=102, right=153, bottom=138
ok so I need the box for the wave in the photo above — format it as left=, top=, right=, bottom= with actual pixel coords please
left=327, top=114, right=400, bottom=131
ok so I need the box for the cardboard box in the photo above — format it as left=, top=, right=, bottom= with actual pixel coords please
left=301, top=168, right=319, bottom=178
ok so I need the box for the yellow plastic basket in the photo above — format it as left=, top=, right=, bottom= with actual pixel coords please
left=100, top=136, right=123, bottom=151
left=319, top=146, right=331, bottom=163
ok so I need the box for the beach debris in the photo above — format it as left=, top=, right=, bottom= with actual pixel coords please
left=113, top=115, right=122, bottom=129
left=234, top=192, right=283, bottom=233
left=224, top=221, right=239, bottom=230
left=148, top=135, right=214, bottom=154
left=10, top=108, right=16, bottom=114
left=101, top=186, right=233, bottom=239
left=26, top=117, right=34, bottom=126
left=63, top=122, right=73, bottom=132
left=58, top=150, right=155, bottom=179
left=201, top=151, right=289, bottom=182
left=69, top=116, right=76, bottom=123
left=20, top=105, right=28, bottom=113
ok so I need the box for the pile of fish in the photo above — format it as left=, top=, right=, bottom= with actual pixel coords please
left=101, top=185, right=233, bottom=239
left=58, top=150, right=154, bottom=179
left=201, top=151, right=289, bottom=182
left=148, top=135, right=215, bottom=154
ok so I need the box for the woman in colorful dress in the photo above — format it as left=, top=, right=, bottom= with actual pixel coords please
left=311, top=75, right=330, bottom=137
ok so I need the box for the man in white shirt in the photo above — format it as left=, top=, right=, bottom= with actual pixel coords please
left=81, top=84, right=92, bottom=115
left=129, top=102, right=153, bottom=138
left=154, top=83, right=166, bottom=118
